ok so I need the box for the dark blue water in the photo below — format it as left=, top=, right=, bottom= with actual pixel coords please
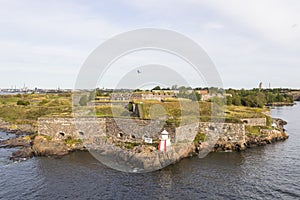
left=0, top=104, right=299, bottom=199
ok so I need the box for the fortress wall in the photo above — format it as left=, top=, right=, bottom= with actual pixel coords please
left=198, top=122, right=245, bottom=143
left=38, top=117, right=106, bottom=140
left=241, top=118, right=266, bottom=126
left=38, top=118, right=246, bottom=145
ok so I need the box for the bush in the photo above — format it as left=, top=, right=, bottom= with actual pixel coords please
left=38, top=99, right=50, bottom=105
left=79, top=95, right=88, bottom=106
left=64, top=136, right=82, bottom=145
left=194, top=132, right=207, bottom=143
left=16, top=100, right=30, bottom=106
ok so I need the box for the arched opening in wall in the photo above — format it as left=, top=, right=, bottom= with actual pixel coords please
left=243, top=120, right=248, bottom=124
left=130, top=134, right=136, bottom=139
left=117, top=132, right=123, bottom=138
left=209, top=126, right=215, bottom=131
left=79, top=131, right=84, bottom=136
left=59, top=132, right=65, bottom=137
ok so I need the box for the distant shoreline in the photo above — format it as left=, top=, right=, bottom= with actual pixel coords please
left=266, top=102, right=296, bottom=107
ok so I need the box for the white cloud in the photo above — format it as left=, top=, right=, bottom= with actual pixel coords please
left=0, top=0, right=124, bottom=88
left=198, top=0, right=300, bottom=48
left=0, top=0, right=299, bottom=88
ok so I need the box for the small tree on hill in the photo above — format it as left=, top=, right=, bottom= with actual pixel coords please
left=79, top=95, right=88, bottom=106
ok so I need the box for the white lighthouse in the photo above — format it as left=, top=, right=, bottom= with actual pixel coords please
left=158, top=129, right=171, bottom=152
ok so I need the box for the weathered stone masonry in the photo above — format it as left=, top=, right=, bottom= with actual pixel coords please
left=38, top=118, right=168, bottom=140
left=241, top=118, right=266, bottom=126
left=38, top=118, right=248, bottom=148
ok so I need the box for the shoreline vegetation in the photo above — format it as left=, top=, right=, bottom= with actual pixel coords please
left=0, top=87, right=294, bottom=162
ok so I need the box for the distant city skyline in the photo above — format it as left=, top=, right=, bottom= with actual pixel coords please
left=0, top=1, right=300, bottom=89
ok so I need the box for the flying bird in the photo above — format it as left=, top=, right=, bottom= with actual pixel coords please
left=291, top=24, right=298, bottom=29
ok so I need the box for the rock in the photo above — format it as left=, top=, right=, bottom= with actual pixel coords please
left=0, top=119, right=35, bottom=135
left=234, top=142, right=246, bottom=151
left=224, top=143, right=233, bottom=151
left=32, top=136, right=69, bottom=157
left=0, top=137, right=31, bottom=148
left=10, top=147, right=34, bottom=161
left=273, top=118, right=287, bottom=131
left=179, top=143, right=195, bottom=158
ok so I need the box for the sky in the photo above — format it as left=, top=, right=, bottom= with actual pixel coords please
left=0, top=0, right=299, bottom=89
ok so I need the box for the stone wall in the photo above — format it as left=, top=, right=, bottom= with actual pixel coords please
left=106, top=118, right=167, bottom=139
left=38, top=117, right=169, bottom=141
left=175, top=123, right=199, bottom=143
left=38, top=117, right=106, bottom=140
left=38, top=118, right=246, bottom=147
left=241, top=118, right=266, bottom=126
left=198, top=122, right=245, bottom=143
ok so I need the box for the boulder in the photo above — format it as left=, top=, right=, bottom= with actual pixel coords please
left=10, top=147, right=34, bottom=161
left=179, top=143, right=195, bottom=158
left=0, top=137, right=31, bottom=148
left=32, top=136, right=68, bottom=157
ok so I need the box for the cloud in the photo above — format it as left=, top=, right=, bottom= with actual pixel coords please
left=0, top=0, right=299, bottom=88
left=199, top=0, right=300, bottom=48
left=0, top=0, right=123, bottom=88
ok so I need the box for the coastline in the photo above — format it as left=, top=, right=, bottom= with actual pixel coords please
left=0, top=119, right=35, bottom=135
left=265, top=102, right=295, bottom=107
left=0, top=116, right=289, bottom=163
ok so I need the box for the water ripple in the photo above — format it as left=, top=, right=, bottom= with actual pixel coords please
left=0, top=105, right=300, bottom=199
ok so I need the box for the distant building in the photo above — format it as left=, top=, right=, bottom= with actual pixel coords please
left=259, top=82, right=263, bottom=90
left=109, top=93, right=131, bottom=101
left=110, top=91, right=176, bottom=101
left=95, top=96, right=110, bottom=101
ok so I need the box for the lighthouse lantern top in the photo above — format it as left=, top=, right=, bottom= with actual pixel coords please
left=161, top=129, right=169, bottom=135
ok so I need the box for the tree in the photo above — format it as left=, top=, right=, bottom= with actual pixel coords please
left=226, top=96, right=233, bottom=105
left=79, top=95, right=88, bottom=106
left=275, top=94, right=284, bottom=102
left=171, top=84, right=178, bottom=90
left=209, top=97, right=225, bottom=106
left=152, top=86, right=161, bottom=91
left=178, top=86, right=187, bottom=94
left=187, top=91, right=201, bottom=101
left=232, top=96, right=242, bottom=106
left=88, top=91, right=95, bottom=101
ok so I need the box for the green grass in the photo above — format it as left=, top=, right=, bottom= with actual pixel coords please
left=0, top=93, right=72, bottom=127
left=95, top=105, right=130, bottom=117
left=115, top=141, right=140, bottom=149
left=0, top=93, right=271, bottom=131
left=64, top=136, right=82, bottom=145
left=40, top=134, right=53, bottom=141
left=245, top=125, right=272, bottom=136
left=226, top=105, right=268, bottom=119
left=194, top=132, right=207, bottom=143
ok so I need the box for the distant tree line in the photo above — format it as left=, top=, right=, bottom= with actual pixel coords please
left=94, top=86, right=294, bottom=108
left=225, top=89, right=294, bottom=108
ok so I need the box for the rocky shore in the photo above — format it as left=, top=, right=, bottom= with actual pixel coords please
left=0, top=118, right=289, bottom=162
left=265, top=102, right=295, bottom=107
left=198, top=118, right=289, bottom=153
left=206, top=128, right=289, bottom=153
left=0, top=119, right=35, bottom=135
left=0, top=134, right=85, bottom=161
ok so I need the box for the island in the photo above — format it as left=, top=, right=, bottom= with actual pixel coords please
left=0, top=87, right=294, bottom=170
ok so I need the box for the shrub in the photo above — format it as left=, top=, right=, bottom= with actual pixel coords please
left=79, top=95, right=88, bottom=106
left=64, top=136, right=82, bottom=145
left=16, top=100, right=30, bottom=106
left=38, top=99, right=50, bottom=105
left=194, top=132, right=207, bottom=143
